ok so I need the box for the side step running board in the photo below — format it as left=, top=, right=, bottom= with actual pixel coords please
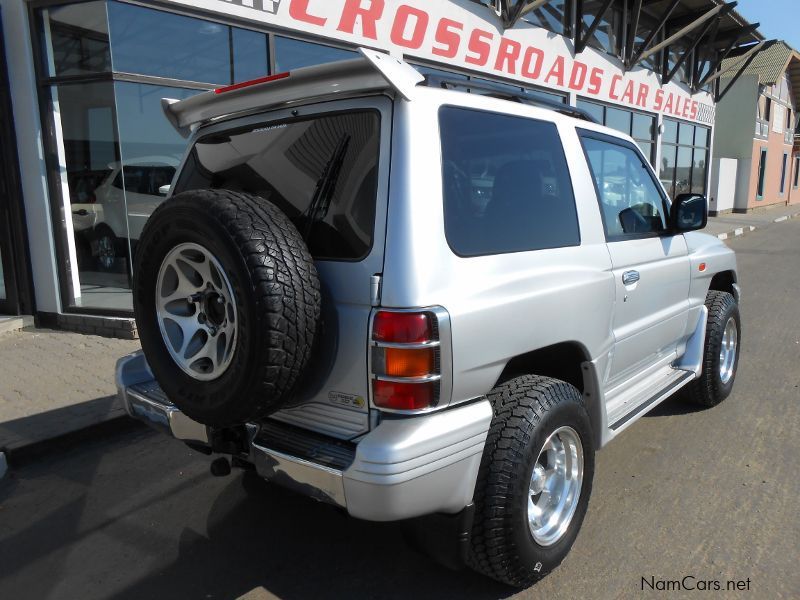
left=610, top=371, right=694, bottom=431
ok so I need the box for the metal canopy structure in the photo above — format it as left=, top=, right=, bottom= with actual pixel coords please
left=476, top=0, right=765, bottom=94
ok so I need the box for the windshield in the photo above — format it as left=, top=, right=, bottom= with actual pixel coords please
left=175, top=110, right=381, bottom=261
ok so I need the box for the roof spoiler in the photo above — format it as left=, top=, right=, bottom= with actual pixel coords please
left=161, top=48, right=424, bottom=137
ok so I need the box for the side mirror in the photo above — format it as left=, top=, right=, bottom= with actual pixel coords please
left=671, top=193, right=707, bottom=232
left=158, top=184, right=172, bottom=197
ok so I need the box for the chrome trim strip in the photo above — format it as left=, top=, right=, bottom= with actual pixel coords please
left=372, top=374, right=443, bottom=384
left=371, top=340, right=441, bottom=350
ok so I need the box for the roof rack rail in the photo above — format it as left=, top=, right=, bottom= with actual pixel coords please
left=424, top=76, right=598, bottom=123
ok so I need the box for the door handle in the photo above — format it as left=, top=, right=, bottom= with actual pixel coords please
left=622, top=270, right=640, bottom=286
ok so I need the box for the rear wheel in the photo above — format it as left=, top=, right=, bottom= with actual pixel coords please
left=469, top=375, right=594, bottom=588
left=683, top=290, right=741, bottom=407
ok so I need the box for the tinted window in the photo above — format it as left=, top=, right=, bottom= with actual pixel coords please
left=38, top=2, right=111, bottom=78
left=581, top=135, right=667, bottom=239
left=274, top=37, right=357, bottom=71
left=108, top=2, right=231, bottom=84
left=439, top=107, right=580, bottom=256
left=176, top=111, right=380, bottom=261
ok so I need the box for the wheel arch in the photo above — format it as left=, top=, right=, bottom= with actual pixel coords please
left=493, top=341, right=604, bottom=449
left=709, top=270, right=738, bottom=299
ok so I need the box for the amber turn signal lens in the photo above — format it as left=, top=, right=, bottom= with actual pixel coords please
left=383, top=347, right=435, bottom=378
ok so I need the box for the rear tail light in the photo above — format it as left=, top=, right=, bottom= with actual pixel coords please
left=371, top=310, right=441, bottom=412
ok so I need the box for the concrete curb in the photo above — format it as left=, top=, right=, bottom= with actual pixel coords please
left=714, top=211, right=800, bottom=241
left=2, top=416, right=143, bottom=470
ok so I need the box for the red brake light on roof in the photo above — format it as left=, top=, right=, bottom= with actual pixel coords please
left=373, top=311, right=432, bottom=344
left=214, top=72, right=290, bottom=94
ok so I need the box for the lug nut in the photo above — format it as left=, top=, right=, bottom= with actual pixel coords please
left=187, top=293, right=202, bottom=304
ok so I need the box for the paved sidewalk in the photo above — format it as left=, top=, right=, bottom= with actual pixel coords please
left=0, top=328, right=139, bottom=456
left=705, top=203, right=800, bottom=240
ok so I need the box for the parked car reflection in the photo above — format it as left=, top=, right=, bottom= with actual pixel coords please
left=72, top=157, right=178, bottom=272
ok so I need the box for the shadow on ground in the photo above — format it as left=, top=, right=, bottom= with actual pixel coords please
left=113, top=472, right=514, bottom=600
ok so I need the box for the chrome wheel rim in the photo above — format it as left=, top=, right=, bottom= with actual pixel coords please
left=98, top=235, right=115, bottom=269
left=719, top=317, right=738, bottom=385
left=155, top=243, right=237, bottom=381
left=528, top=426, right=584, bottom=547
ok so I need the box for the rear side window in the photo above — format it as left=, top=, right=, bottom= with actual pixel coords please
left=175, top=110, right=380, bottom=261
left=439, top=106, right=580, bottom=257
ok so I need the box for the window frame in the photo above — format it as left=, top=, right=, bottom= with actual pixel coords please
left=780, top=152, right=788, bottom=196
left=794, top=156, right=800, bottom=190
left=577, top=128, right=673, bottom=243
left=438, top=104, right=581, bottom=258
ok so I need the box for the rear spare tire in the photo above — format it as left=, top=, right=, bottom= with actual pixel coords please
left=133, top=189, right=321, bottom=426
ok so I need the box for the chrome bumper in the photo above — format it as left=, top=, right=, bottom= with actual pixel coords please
left=116, top=352, right=492, bottom=521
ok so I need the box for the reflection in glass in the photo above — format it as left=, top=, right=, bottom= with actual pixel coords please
left=660, top=144, right=676, bottom=198
left=414, top=64, right=469, bottom=80
left=663, top=119, right=678, bottom=144
left=108, top=1, right=231, bottom=84
left=114, top=82, right=199, bottom=267
left=691, top=149, right=707, bottom=195
left=233, top=28, right=269, bottom=83
left=274, top=36, right=357, bottom=72
left=605, top=107, right=631, bottom=135
left=632, top=113, right=654, bottom=141
left=52, top=81, right=131, bottom=310
left=679, top=122, right=695, bottom=146
left=675, top=146, right=693, bottom=196
left=577, top=100, right=604, bottom=124
left=38, top=2, right=111, bottom=78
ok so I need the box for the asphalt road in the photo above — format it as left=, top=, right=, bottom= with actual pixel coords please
left=2, top=221, right=799, bottom=600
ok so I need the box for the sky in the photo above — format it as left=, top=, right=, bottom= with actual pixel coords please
left=735, top=0, right=800, bottom=50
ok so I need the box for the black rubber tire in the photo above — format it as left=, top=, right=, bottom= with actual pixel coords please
left=133, top=189, right=321, bottom=426
left=683, top=290, right=741, bottom=407
left=468, top=375, right=594, bottom=588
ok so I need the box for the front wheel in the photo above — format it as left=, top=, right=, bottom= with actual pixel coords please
left=469, top=375, right=594, bottom=588
left=683, top=290, right=741, bottom=407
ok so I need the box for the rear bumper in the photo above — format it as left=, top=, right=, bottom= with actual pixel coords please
left=116, top=352, right=492, bottom=522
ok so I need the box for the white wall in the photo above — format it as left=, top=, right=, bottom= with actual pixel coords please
left=1, top=0, right=62, bottom=313
left=708, top=158, right=738, bottom=214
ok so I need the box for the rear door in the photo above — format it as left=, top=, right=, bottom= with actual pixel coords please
left=174, top=97, right=392, bottom=439
left=579, top=130, right=690, bottom=386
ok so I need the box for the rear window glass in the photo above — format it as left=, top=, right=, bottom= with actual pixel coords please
left=440, top=107, right=580, bottom=256
left=175, top=110, right=380, bottom=261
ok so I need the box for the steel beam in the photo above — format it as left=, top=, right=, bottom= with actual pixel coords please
left=697, top=25, right=761, bottom=88
left=500, top=0, right=554, bottom=29
left=575, top=0, right=616, bottom=53
left=624, top=0, right=643, bottom=68
left=705, top=40, right=769, bottom=86
left=628, top=0, right=681, bottom=68
left=636, top=2, right=736, bottom=67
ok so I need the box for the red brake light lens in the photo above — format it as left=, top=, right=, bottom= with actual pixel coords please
left=214, top=72, right=290, bottom=94
left=373, top=312, right=432, bottom=343
left=373, top=380, right=436, bottom=411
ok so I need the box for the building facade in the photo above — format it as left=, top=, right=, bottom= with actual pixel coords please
left=712, top=41, right=800, bottom=214
left=0, top=0, right=762, bottom=328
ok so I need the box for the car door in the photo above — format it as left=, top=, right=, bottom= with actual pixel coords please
left=579, top=130, right=690, bottom=386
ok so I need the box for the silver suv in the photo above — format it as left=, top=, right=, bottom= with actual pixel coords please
left=116, top=49, right=741, bottom=588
